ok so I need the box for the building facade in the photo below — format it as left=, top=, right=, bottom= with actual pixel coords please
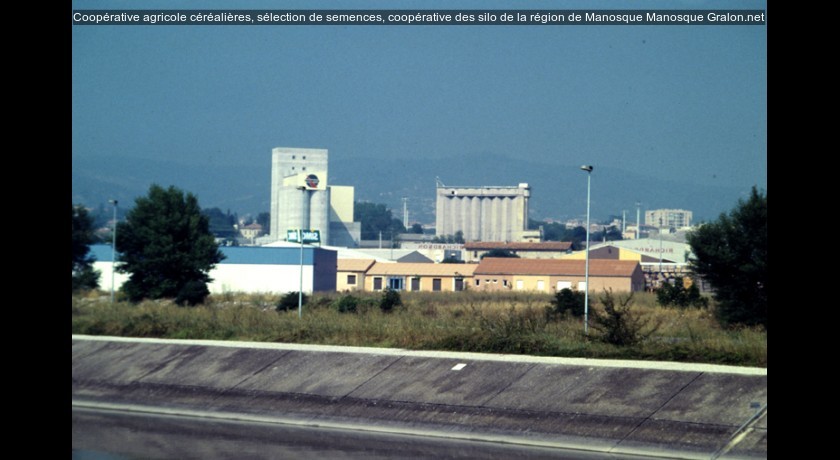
left=435, top=184, right=530, bottom=242
left=364, top=262, right=477, bottom=292
left=473, top=258, right=644, bottom=293
left=91, top=244, right=337, bottom=294
left=645, top=209, right=693, bottom=229
left=463, top=241, right=573, bottom=262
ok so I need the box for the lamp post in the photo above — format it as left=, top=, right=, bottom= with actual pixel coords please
left=296, top=186, right=307, bottom=319
left=108, top=199, right=118, bottom=303
left=580, top=165, right=593, bottom=334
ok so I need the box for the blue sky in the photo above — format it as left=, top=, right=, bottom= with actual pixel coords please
left=73, top=0, right=766, bottom=207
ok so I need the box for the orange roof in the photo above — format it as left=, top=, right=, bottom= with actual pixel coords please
left=337, top=259, right=376, bottom=272
left=474, top=258, right=640, bottom=277
left=464, top=241, right=573, bottom=251
left=366, top=262, right=477, bottom=277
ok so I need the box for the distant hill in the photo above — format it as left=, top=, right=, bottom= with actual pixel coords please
left=72, top=153, right=751, bottom=225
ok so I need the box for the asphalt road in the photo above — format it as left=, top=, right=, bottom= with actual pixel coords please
left=72, top=407, right=661, bottom=460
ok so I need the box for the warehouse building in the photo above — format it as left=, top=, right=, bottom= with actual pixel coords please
left=90, top=244, right=337, bottom=295
left=463, top=241, right=573, bottom=262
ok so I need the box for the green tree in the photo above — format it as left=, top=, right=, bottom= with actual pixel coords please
left=202, top=207, right=237, bottom=238
left=256, top=212, right=270, bottom=230
left=687, top=187, right=767, bottom=328
left=354, top=201, right=405, bottom=240
left=72, top=204, right=100, bottom=291
left=116, top=185, right=225, bottom=305
left=410, top=223, right=424, bottom=234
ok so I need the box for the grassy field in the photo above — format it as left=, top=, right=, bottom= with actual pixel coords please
left=71, top=289, right=766, bottom=367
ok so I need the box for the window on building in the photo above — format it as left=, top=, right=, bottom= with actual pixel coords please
left=454, top=278, right=464, bottom=291
left=503, top=280, right=508, bottom=287
left=388, top=277, right=404, bottom=291
left=516, top=280, right=524, bottom=290
left=302, top=167, right=306, bottom=170
left=302, top=155, right=306, bottom=159
left=347, top=274, right=357, bottom=285
left=292, top=155, right=296, bottom=159
left=475, top=279, right=480, bottom=286
left=432, top=278, right=442, bottom=291
left=373, top=277, right=382, bottom=290
left=537, top=280, right=545, bottom=291
left=556, top=281, right=572, bottom=290
left=411, top=277, right=420, bottom=291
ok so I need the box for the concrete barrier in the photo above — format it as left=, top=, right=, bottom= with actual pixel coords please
left=72, top=335, right=766, bottom=459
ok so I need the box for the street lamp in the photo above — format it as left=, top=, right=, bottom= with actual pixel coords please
left=580, top=165, right=593, bottom=334
left=108, top=199, right=118, bottom=303
left=297, top=186, right=307, bottom=319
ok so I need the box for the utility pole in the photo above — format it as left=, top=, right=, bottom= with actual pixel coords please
left=635, top=202, right=641, bottom=240
left=402, top=197, right=408, bottom=230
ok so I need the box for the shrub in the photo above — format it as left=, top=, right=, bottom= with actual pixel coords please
left=175, top=280, right=210, bottom=306
left=380, top=288, right=402, bottom=313
left=590, top=289, right=661, bottom=346
left=548, top=288, right=586, bottom=319
left=277, top=291, right=307, bottom=312
left=656, top=277, right=709, bottom=308
left=334, top=294, right=359, bottom=314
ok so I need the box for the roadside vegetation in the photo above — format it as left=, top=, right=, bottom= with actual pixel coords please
left=72, top=289, right=766, bottom=367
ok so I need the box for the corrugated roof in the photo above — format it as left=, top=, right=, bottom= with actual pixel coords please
left=464, top=241, right=573, bottom=251
left=366, top=262, right=478, bottom=277
left=337, top=259, right=376, bottom=272
left=474, top=258, right=639, bottom=277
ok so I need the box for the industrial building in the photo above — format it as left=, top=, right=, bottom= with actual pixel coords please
left=435, top=183, right=530, bottom=242
left=463, top=241, right=573, bottom=262
left=268, top=147, right=361, bottom=247
left=645, top=209, right=693, bottom=229
left=90, top=244, right=337, bottom=294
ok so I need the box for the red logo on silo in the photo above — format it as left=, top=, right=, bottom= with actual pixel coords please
left=305, top=174, right=319, bottom=188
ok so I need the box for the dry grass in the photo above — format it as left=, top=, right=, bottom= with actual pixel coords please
left=71, top=290, right=766, bottom=367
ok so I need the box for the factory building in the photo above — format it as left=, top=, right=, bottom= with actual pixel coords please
left=269, top=147, right=361, bottom=247
left=435, top=183, right=530, bottom=242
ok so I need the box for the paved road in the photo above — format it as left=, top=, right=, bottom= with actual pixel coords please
left=73, top=406, right=659, bottom=460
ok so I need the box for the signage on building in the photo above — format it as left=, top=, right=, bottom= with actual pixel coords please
left=403, top=243, right=464, bottom=250
left=287, top=229, right=320, bottom=243
left=305, top=174, right=319, bottom=189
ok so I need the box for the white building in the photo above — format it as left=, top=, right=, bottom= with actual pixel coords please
left=91, top=244, right=337, bottom=294
left=645, top=209, right=693, bottom=229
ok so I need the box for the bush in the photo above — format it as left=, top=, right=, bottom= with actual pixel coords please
left=591, top=289, right=661, bottom=346
left=334, top=294, right=359, bottom=314
left=277, top=291, right=307, bottom=312
left=656, top=277, right=708, bottom=309
left=175, top=280, right=210, bottom=306
left=380, top=288, right=402, bottom=313
left=548, top=288, right=586, bottom=319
